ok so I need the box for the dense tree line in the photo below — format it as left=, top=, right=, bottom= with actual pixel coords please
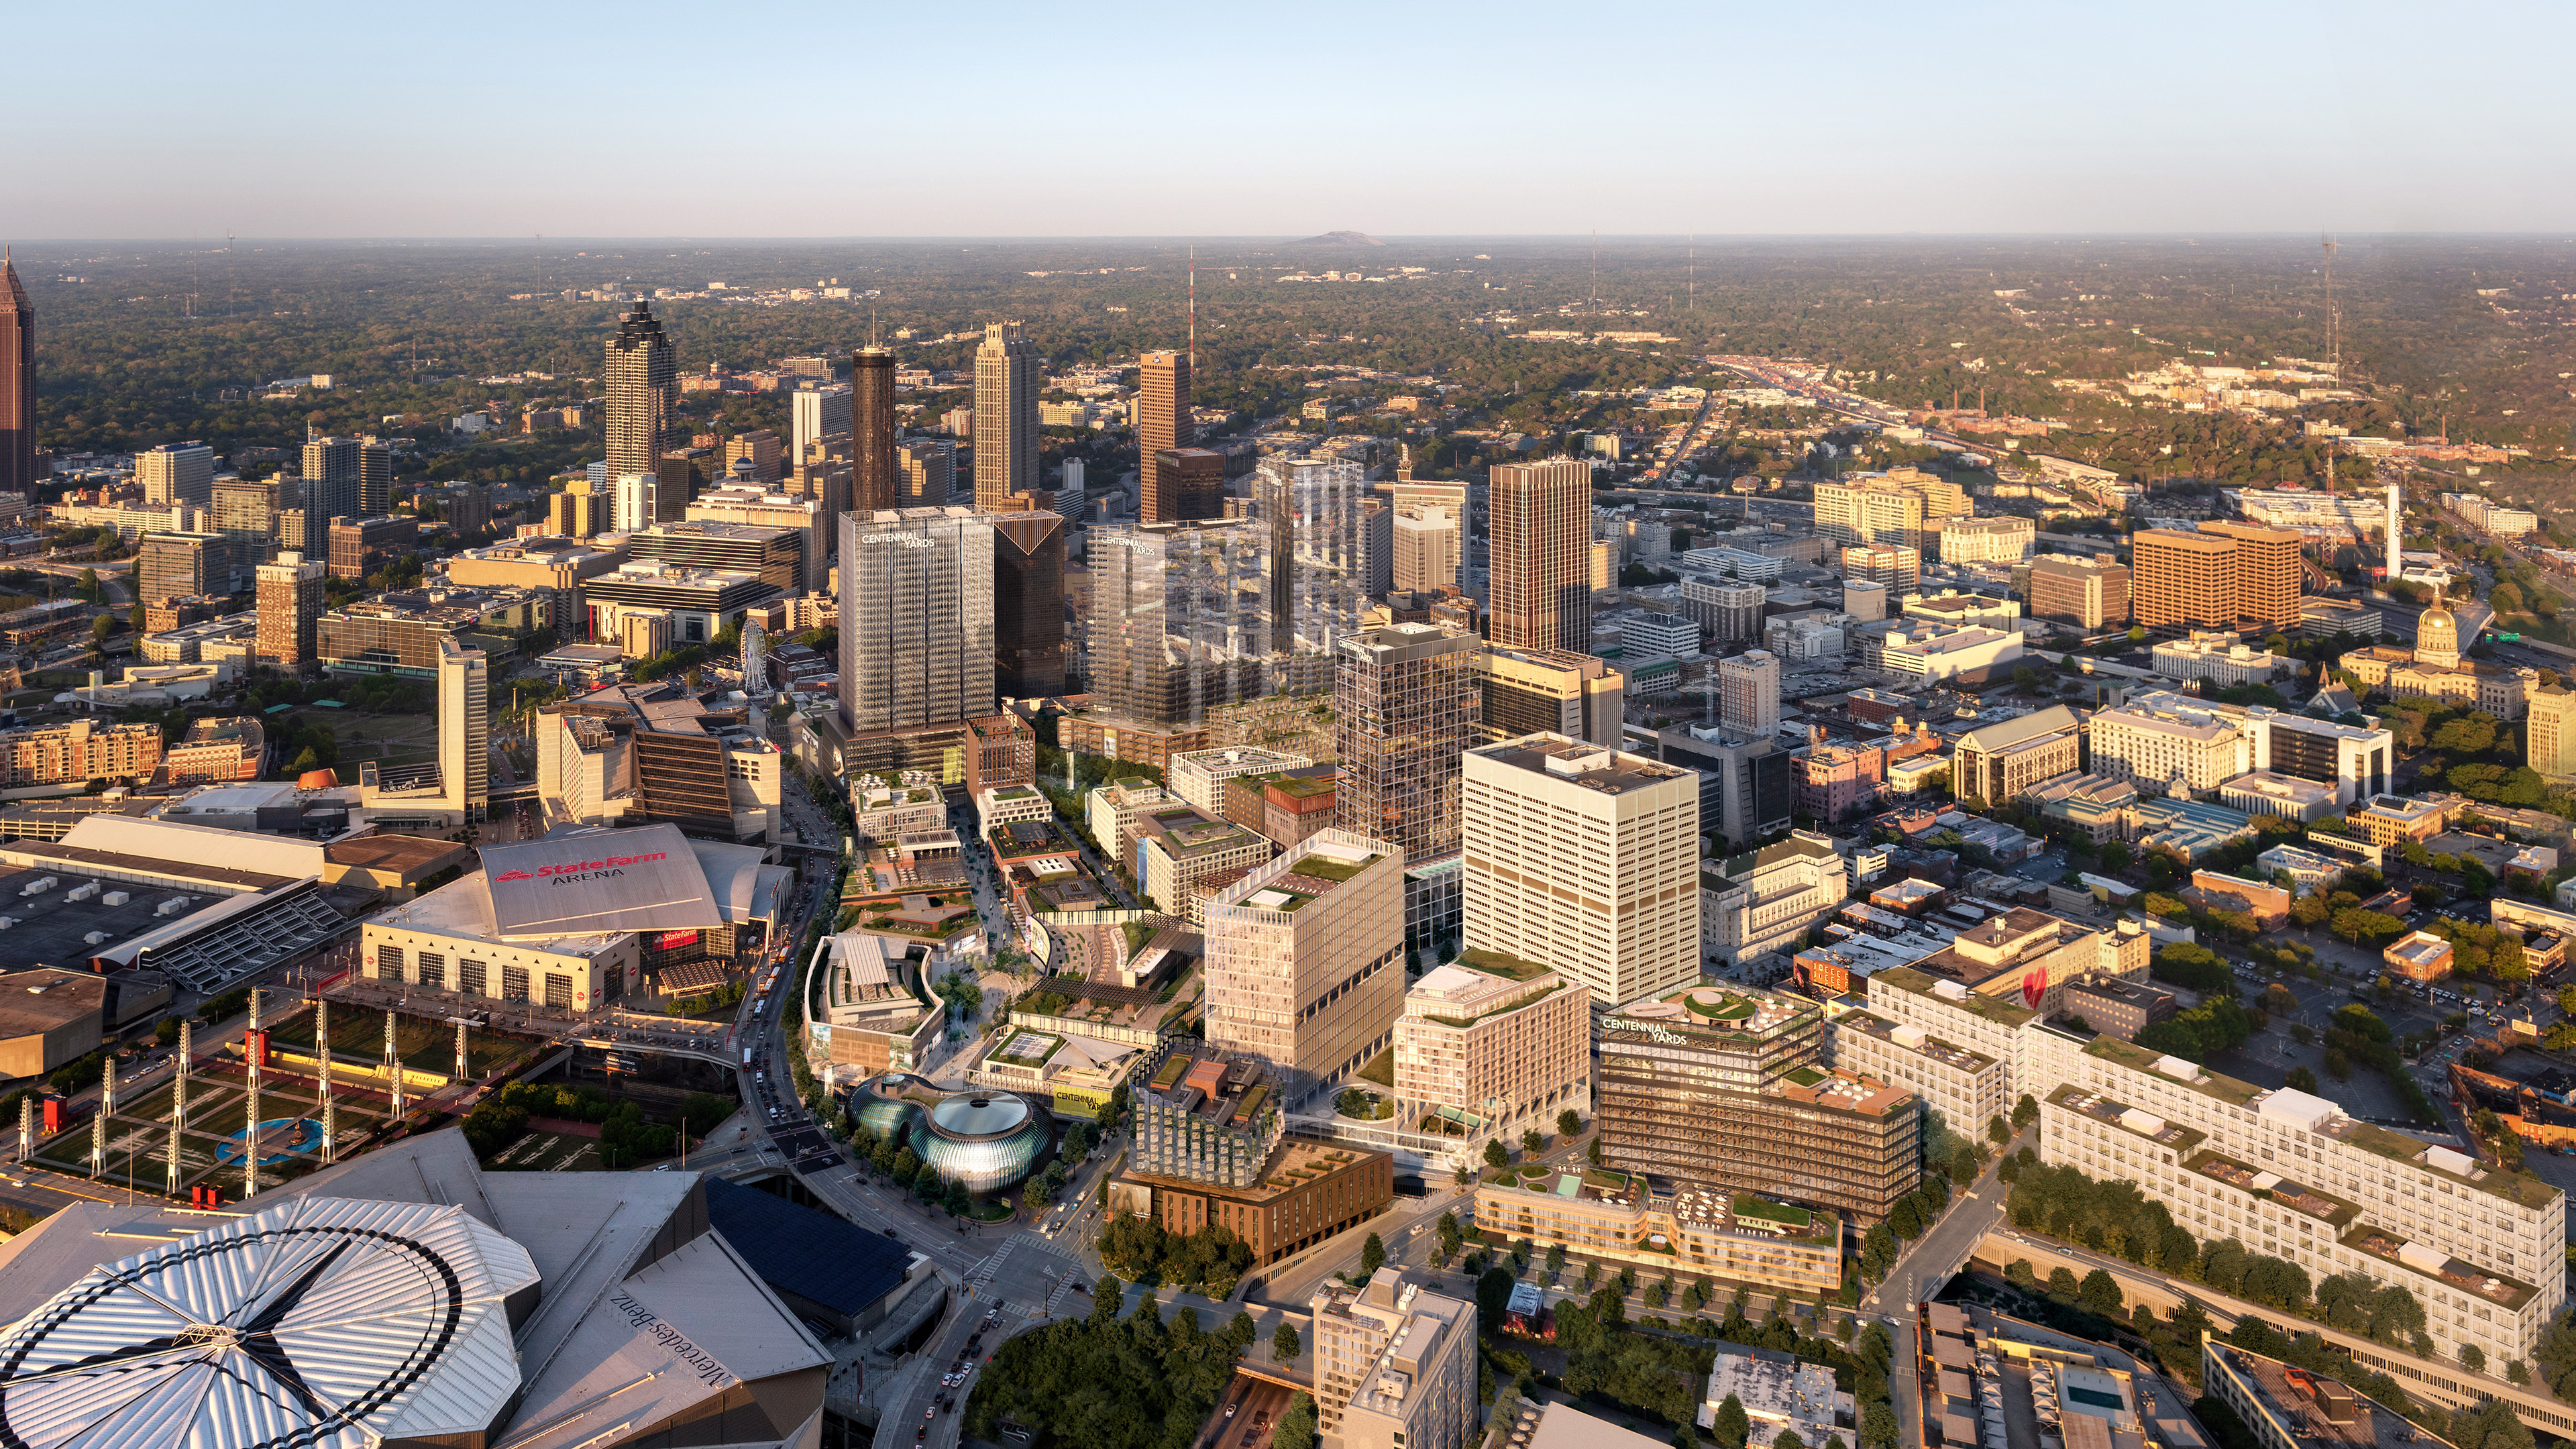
left=1096, top=1218, right=1254, bottom=1298
left=963, top=1280, right=1256, bottom=1449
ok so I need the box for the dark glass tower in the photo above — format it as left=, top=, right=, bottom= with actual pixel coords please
left=991, top=511, right=1066, bottom=699
left=852, top=345, right=898, bottom=513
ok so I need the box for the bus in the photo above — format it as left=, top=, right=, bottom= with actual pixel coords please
left=741, top=1047, right=753, bottom=1067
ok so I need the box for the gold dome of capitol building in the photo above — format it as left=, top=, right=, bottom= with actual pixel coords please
left=2415, top=602, right=2461, bottom=669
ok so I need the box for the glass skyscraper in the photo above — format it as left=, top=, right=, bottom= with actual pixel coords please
left=838, top=507, right=996, bottom=735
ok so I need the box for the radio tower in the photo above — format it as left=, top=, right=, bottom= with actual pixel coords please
left=316, top=998, right=335, bottom=1164
left=1187, top=245, right=1197, bottom=371
left=2322, top=235, right=2341, bottom=379
left=165, top=1019, right=191, bottom=1194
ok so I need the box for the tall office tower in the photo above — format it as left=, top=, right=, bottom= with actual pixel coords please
left=1462, top=733, right=1701, bottom=1010
left=603, top=301, right=678, bottom=480
left=1717, top=649, right=1782, bottom=741
left=788, top=386, right=851, bottom=468
left=896, top=439, right=957, bottom=503
left=837, top=507, right=997, bottom=735
left=1489, top=459, right=1593, bottom=651
left=548, top=479, right=603, bottom=539
left=433, top=635, right=491, bottom=823
left=1356, top=498, right=1394, bottom=599
left=1476, top=645, right=1623, bottom=749
left=1335, top=623, right=1481, bottom=869
left=1204, top=830, right=1409, bottom=1106
left=972, top=321, right=1040, bottom=509
left=136, top=443, right=215, bottom=506
left=1839, top=543, right=1921, bottom=599
left=1058, top=458, right=1087, bottom=523
left=2200, top=520, right=2303, bottom=629
left=213, top=476, right=282, bottom=569
left=0, top=256, right=30, bottom=498
left=1393, top=503, right=1460, bottom=594
left=991, top=511, right=1067, bottom=699
left=2025, top=553, right=2132, bottom=629
left=136, top=531, right=231, bottom=605
left=1813, top=478, right=1930, bottom=551
left=301, top=436, right=362, bottom=527
left=358, top=438, right=393, bottom=515
left=1150, top=447, right=1228, bottom=523
left=2530, top=684, right=2576, bottom=777
left=610, top=474, right=657, bottom=533
left=1658, top=725, right=1793, bottom=847
left=851, top=346, right=898, bottom=512
left=1136, top=350, right=1194, bottom=521
left=1254, top=455, right=1370, bottom=674
left=655, top=446, right=717, bottom=523
left=253, top=551, right=325, bottom=674
left=2131, top=529, right=2239, bottom=631
left=1082, top=521, right=1269, bottom=727
left=723, top=429, right=784, bottom=484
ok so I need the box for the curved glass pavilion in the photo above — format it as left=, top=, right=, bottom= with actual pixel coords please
left=852, top=1073, right=1051, bottom=1195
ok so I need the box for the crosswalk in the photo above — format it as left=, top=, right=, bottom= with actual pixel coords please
left=963, top=1232, right=1079, bottom=1319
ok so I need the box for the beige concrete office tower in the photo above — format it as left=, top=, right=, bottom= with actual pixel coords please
left=1312, top=1270, right=1479, bottom=1449
left=1203, top=831, right=1409, bottom=1106
left=1335, top=624, right=1482, bottom=869
left=1489, top=458, right=1593, bottom=651
left=1839, top=543, right=1921, bottom=598
left=1718, top=649, right=1781, bottom=742
left=430, top=634, right=490, bottom=823
left=1136, top=350, right=1193, bottom=523
left=2025, top=553, right=2132, bottom=629
left=1462, top=734, right=1701, bottom=1010
left=1814, top=479, right=1928, bottom=551
left=1393, top=503, right=1460, bottom=594
left=1393, top=950, right=1592, bottom=1148
left=253, top=551, right=325, bottom=674
left=602, top=301, right=677, bottom=481
left=973, top=321, right=1040, bottom=509
left=136, top=443, right=215, bottom=506
left=2532, top=684, right=2576, bottom=778
left=1475, top=647, right=1622, bottom=749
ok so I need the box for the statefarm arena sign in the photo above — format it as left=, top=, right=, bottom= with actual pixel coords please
left=479, top=822, right=722, bottom=938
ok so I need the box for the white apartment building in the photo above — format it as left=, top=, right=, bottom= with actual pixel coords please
left=1312, top=1271, right=1479, bottom=1449
left=1083, top=777, right=1174, bottom=859
left=1702, top=830, right=1848, bottom=965
left=2088, top=694, right=2251, bottom=798
left=1937, top=515, right=2035, bottom=564
left=1462, top=734, right=1701, bottom=1010
left=1392, top=947, right=1591, bottom=1146
left=1203, top=831, right=1408, bottom=1104
left=1169, top=745, right=1314, bottom=815
left=2151, top=633, right=2287, bottom=688
left=1827, top=1007, right=2008, bottom=1141
left=1871, top=621, right=2023, bottom=683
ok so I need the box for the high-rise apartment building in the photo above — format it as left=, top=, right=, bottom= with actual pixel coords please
left=1334, top=624, right=1481, bottom=871
left=358, top=438, right=393, bottom=515
left=135, top=532, right=231, bottom=606
left=788, top=386, right=851, bottom=470
left=1137, top=350, right=1194, bottom=522
left=1599, top=985, right=1921, bottom=1224
left=2134, top=523, right=2302, bottom=631
left=609, top=474, right=657, bottom=534
left=1462, top=734, right=1701, bottom=1010
left=547, top=479, right=604, bottom=539
left=1311, top=1271, right=1479, bottom=1449
left=301, top=436, right=362, bottom=528
left=992, top=511, right=1067, bottom=699
left=2531, top=684, right=2576, bottom=778
left=1717, top=650, right=1781, bottom=743
left=1840, top=543, right=1921, bottom=599
left=1151, top=447, right=1227, bottom=523
left=1393, top=504, right=1460, bottom=594
left=1356, top=498, right=1393, bottom=599
left=852, top=345, right=898, bottom=512
left=0, top=718, right=165, bottom=786
left=1815, top=479, right=1929, bottom=552
left=1489, top=459, right=1593, bottom=651
left=1204, top=831, right=1409, bottom=1106
left=0, top=257, right=32, bottom=499
left=837, top=508, right=996, bottom=735
left=1083, top=519, right=1271, bottom=727
left=1393, top=949, right=1593, bottom=1149
left=136, top=443, right=215, bottom=506
left=1678, top=575, right=1768, bottom=644
left=1254, top=456, right=1371, bottom=665
left=1475, top=646, right=1623, bottom=749
left=254, top=551, right=325, bottom=674
left=603, top=301, right=678, bottom=480
left=2025, top=553, right=2132, bottom=630
left=434, top=635, right=491, bottom=823
left=972, top=321, right=1039, bottom=509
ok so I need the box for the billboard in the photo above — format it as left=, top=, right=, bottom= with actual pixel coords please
left=480, top=823, right=720, bottom=938
left=653, top=930, right=702, bottom=951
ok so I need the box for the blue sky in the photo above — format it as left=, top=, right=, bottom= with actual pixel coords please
left=11, top=0, right=2569, bottom=237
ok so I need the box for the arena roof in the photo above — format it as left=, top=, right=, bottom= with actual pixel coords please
left=478, top=822, right=719, bottom=937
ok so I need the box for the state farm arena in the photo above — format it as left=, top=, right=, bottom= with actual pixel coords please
left=358, top=822, right=794, bottom=1010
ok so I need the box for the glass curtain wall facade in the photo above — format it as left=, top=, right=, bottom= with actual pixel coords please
left=1083, top=521, right=1270, bottom=727
left=1333, top=624, right=1481, bottom=869
left=1255, top=457, right=1369, bottom=689
left=838, top=507, right=997, bottom=735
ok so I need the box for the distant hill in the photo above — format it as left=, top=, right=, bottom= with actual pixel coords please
left=1295, top=230, right=1384, bottom=247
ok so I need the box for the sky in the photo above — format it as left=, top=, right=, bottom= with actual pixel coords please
left=11, top=0, right=2571, bottom=239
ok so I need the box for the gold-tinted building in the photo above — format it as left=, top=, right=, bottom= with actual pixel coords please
left=1489, top=459, right=1592, bottom=651
left=1137, top=350, right=1195, bottom=522
left=2025, top=553, right=2132, bottom=629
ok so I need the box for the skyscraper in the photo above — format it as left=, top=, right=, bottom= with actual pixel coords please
left=1334, top=623, right=1481, bottom=871
left=896, top=439, right=955, bottom=504
left=851, top=345, right=899, bottom=513
left=2199, top=519, right=2304, bottom=630
left=1254, top=456, right=1370, bottom=674
left=1475, top=646, right=1623, bottom=749
left=0, top=255, right=32, bottom=499
left=254, top=551, right=325, bottom=675
left=1082, top=521, right=1269, bottom=727
left=788, top=385, right=851, bottom=468
left=654, top=446, right=717, bottom=523
left=301, top=436, right=362, bottom=530
left=1393, top=503, right=1460, bottom=594
left=136, top=443, right=215, bottom=506
left=2530, top=684, right=2576, bottom=777
left=433, top=635, right=491, bottom=824
left=1150, top=447, right=1226, bottom=523
left=603, top=301, right=677, bottom=480
left=1717, top=650, right=1782, bottom=741
left=1137, top=350, right=1193, bottom=522
left=358, top=438, right=394, bottom=515
left=2132, top=529, right=2245, bottom=631
left=991, top=510, right=1067, bottom=699
left=972, top=321, right=1039, bottom=509
left=214, top=476, right=284, bottom=569
left=1462, top=734, right=1702, bottom=1010
left=838, top=507, right=997, bottom=735
left=1489, top=458, right=1593, bottom=651
left=1203, top=832, right=1409, bottom=1106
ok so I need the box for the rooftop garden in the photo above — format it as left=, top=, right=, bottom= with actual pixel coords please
left=2187, top=1149, right=2361, bottom=1229
left=1454, top=947, right=1552, bottom=981
left=2084, top=1033, right=2261, bottom=1107
left=1872, top=965, right=2037, bottom=1027
left=1683, top=990, right=1758, bottom=1022
left=1730, top=1195, right=1815, bottom=1229
left=2343, top=1228, right=2539, bottom=1311
left=1421, top=979, right=1564, bottom=1031
left=1287, top=849, right=1379, bottom=883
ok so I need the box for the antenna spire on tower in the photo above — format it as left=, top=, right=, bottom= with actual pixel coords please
left=1188, top=245, right=1197, bottom=371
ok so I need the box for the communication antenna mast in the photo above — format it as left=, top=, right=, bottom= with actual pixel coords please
left=1188, top=244, right=1196, bottom=370
left=2321, top=235, right=2341, bottom=378
left=1687, top=232, right=1695, bottom=313
left=1590, top=229, right=1599, bottom=307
